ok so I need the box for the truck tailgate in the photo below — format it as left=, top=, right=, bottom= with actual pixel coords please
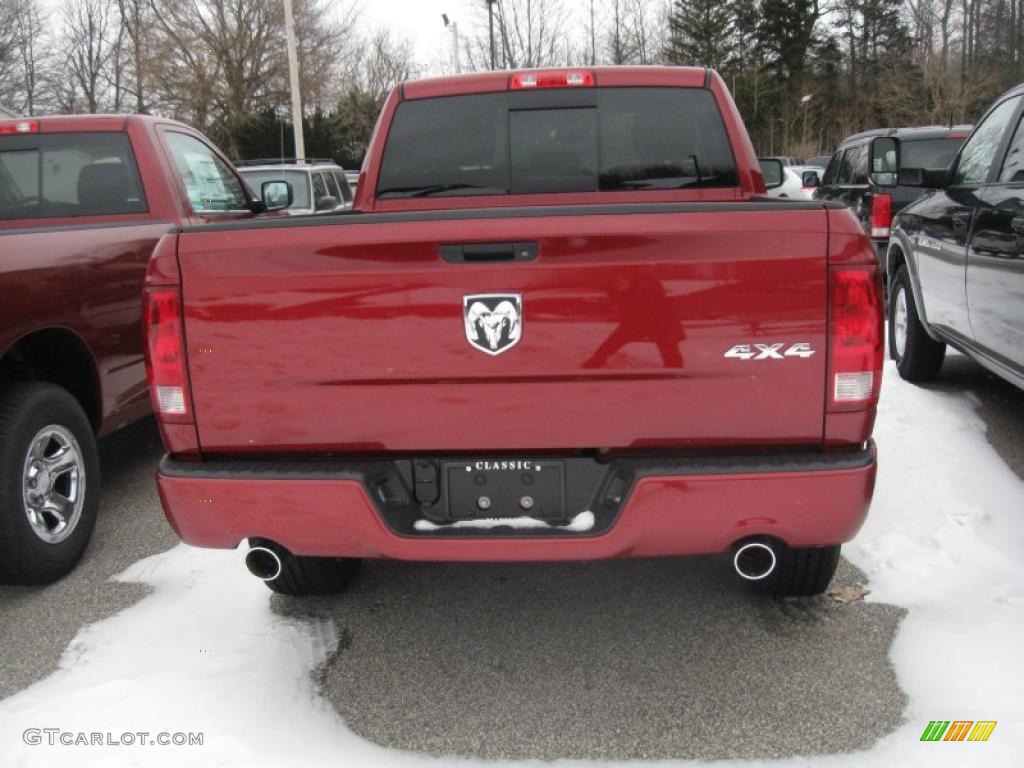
left=177, top=205, right=829, bottom=453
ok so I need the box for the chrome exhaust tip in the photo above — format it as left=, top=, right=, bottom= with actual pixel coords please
left=245, top=546, right=282, bottom=581
left=733, top=541, right=777, bottom=581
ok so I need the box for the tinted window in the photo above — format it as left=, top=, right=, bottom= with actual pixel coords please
left=378, top=91, right=509, bottom=197
left=377, top=87, right=738, bottom=198
left=837, top=148, right=858, bottom=184
left=999, top=116, right=1024, bottom=182
left=240, top=169, right=311, bottom=209
left=852, top=144, right=869, bottom=184
left=820, top=153, right=840, bottom=186
left=0, top=132, right=146, bottom=220
left=953, top=96, right=1020, bottom=185
left=164, top=132, right=248, bottom=213
left=510, top=107, right=598, bottom=193
left=333, top=171, right=353, bottom=203
left=901, top=138, right=963, bottom=171
left=312, top=171, right=329, bottom=201
left=598, top=88, right=736, bottom=189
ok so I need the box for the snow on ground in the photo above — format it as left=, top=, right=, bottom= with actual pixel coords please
left=1, top=360, right=1022, bottom=767
left=414, top=510, right=596, bottom=532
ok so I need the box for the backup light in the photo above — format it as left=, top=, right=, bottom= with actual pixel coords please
left=870, top=193, right=893, bottom=239
left=144, top=287, right=192, bottom=420
left=828, top=266, right=883, bottom=409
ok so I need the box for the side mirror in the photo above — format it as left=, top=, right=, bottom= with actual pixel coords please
left=260, top=180, right=292, bottom=212
left=801, top=170, right=820, bottom=188
left=315, top=195, right=339, bottom=212
left=759, top=158, right=784, bottom=190
left=899, top=167, right=946, bottom=189
left=870, top=137, right=899, bottom=187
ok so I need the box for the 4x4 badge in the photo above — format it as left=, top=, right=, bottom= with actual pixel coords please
left=464, top=294, right=522, bottom=356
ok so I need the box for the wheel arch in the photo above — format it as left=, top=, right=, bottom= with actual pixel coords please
left=0, top=328, right=102, bottom=433
left=886, top=233, right=944, bottom=343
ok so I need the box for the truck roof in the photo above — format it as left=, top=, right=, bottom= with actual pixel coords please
left=839, top=124, right=973, bottom=146
left=401, top=66, right=710, bottom=100
left=0, top=113, right=195, bottom=134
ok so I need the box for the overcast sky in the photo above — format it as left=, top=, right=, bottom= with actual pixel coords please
left=360, top=0, right=461, bottom=73
left=359, top=0, right=592, bottom=75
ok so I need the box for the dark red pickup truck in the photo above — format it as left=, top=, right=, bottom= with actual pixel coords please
left=0, top=114, right=286, bottom=584
left=147, top=67, right=884, bottom=597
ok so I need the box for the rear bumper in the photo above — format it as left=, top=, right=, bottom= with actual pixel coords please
left=156, top=443, right=877, bottom=561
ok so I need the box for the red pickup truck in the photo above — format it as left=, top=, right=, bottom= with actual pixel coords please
left=0, top=114, right=287, bottom=584
left=147, top=67, right=884, bottom=598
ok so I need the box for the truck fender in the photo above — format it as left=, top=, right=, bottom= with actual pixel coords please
left=886, top=230, right=944, bottom=343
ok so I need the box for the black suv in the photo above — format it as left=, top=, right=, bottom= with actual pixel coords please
left=813, top=126, right=971, bottom=275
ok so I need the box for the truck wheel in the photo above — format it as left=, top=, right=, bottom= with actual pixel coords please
left=0, top=383, right=100, bottom=585
left=249, top=538, right=361, bottom=596
left=751, top=543, right=840, bottom=597
left=889, top=266, right=945, bottom=381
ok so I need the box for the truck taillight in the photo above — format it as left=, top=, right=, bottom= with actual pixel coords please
left=828, top=266, right=883, bottom=410
left=144, top=287, right=192, bottom=422
left=0, top=119, right=39, bottom=135
left=510, top=70, right=594, bottom=89
left=870, top=193, right=893, bottom=239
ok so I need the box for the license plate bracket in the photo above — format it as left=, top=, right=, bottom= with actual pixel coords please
left=445, top=460, right=565, bottom=521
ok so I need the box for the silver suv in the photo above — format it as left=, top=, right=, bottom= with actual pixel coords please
left=238, top=159, right=353, bottom=215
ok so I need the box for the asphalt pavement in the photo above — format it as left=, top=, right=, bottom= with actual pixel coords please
left=923, top=352, right=1024, bottom=481
left=0, top=351, right=1019, bottom=760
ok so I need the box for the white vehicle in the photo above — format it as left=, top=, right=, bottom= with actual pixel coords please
left=761, top=164, right=821, bottom=200
left=238, top=159, right=353, bottom=215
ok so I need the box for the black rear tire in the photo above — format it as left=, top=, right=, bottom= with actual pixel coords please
left=0, top=382, right=100, bottom=585
left=751, top=543, right=840, bottom=597
left=889, top=266, right=945, bottom=382
left=250, top=538, right=361, bottom=596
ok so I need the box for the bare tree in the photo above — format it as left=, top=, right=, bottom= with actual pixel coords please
left=114, top=0, right=149, bottom=112
left=0, top=0, right=22, bottom=109
left=505, top=0, right=569, bottom=67
left=605, top=0, right=637, bottom=63
left=145, top=0, right=357, bottom=153
left=62, top=0, right=115, bottom=113
left=14, top=0, right=48, bottom=114
left=334, top=28, right=417, bottom=164
left=358, top=29, right=416, bottom=98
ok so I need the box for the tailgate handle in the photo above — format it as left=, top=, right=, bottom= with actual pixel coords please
left=440, top=242, right=538, bottom=263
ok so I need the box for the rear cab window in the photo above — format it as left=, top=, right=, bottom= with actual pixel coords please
left=900, top=138, right=963, bottom=172
left=0, top=132, right=147, bottom=220
left=377, top=87, right=738, bottom=199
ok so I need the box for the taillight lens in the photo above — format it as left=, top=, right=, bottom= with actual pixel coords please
left=510, top=70, right=594, bottom=89
left=870, top=193, right=893, bottom=239
left=144, top=287, right=192, bottom=422
left=828, top=266, right=883, bottom=410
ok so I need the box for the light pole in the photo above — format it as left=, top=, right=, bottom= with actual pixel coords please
left=485, top=0, right=497, bottom=70
left=442, top=14, right=461, bottom=74
left=282, top=0, right=305, bottom=161
left=800, top=93, right=814, bottom=151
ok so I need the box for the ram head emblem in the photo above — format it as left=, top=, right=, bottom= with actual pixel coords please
left=463, top=294, right=523, bottom=355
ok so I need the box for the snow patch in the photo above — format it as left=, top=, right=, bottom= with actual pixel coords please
left=413, top=510, right=595, bottom=532
left=0, top=361, right=1022, bottom=766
